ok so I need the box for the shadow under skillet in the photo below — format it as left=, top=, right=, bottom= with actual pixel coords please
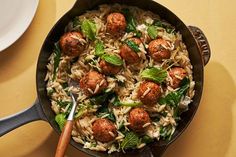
left=164, top=61, right=235, bottom=157
left=0, top=0, right=56, bottom=83
left=24, top=130, right=89, bottom=157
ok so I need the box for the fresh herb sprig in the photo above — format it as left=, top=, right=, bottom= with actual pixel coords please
left=101, top=54, right=123, bottom=66
left=81, top=19, right=97, bottom=41
left=159, top=78, right=190, bottom=108
left=121, top=131, right=139, bottom=151
left=122, top=8, right=142, bottom=37
left=95, top=40, right=105, bottom=57
left=140, top=67, right=167, bottom=84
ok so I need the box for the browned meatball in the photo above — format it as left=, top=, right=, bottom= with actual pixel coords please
left=92, top=118, right=117, bottom=142
left=106, top=13, right=126, bottom=34
left=137, top=81, right=161, bottom=105
left=168, top=67, right=187, bottom=88
left=148, top=39, right=171, bottom=62
left=99, top=60, right=121, bottom=75
left=120, top=38, right=142, bottom=64
left=128, top=108, right=151, bottom=132
left=59, top=32, right=86, bottom=57
left=79, top=71, right=107, bottom=96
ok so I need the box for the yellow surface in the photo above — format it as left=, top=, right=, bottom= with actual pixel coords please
left=0, top=0, right=236, bottom=157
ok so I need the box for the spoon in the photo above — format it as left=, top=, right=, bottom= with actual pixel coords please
left=55, top=80, right=78, bottom=157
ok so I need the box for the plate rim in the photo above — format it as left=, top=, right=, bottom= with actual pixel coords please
left=0, top=0, right=39, bottom=52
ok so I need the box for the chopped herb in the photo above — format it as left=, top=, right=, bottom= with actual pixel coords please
left=153, top=20, right=175, bottom=34
left=96, top=98, right=116, bottom=122
left=140, top=67, right=167, bottom=83
left=122, top=8, right=141, bottom=37
left=75, top=105, right=87, bottom=118
left=101, top=54, right=123, bottom=66
left=81, top=19, right=97, bottom=41
left=56, top=100, right=72, bottom=107
left=166, top=27, right=175, bottom=34
left=47, top=88, right=54, bottom=96
left=112, top=94, right=121, bottom=106
left=107, top=112, right=116, bottom=122
left=159, top=78, right=190, bottom=108
left=55, top=114, right=66, bottom=131
left=61, top=82, right=68, bottom=89
left=135, top=31, right=142, bottom=38
left=147, top=25, right=158, bottom=39
left=53, top=43, right=61, bottom=81
left=95, top=40, right=105, bottom=56
left=121, top=131, right=139, bottom=151
left=72, top=17, right=80, bottom=28
left=118, top=122, right=125, bottom=131
left=141, top=135, right=154, bottom=144
left=125, top=40, right=140, bottom=52
left=90, top=91, right=114, bottom=106
left=160, top=125, right=173, bottom=141
left=91, top=143, right=97, bottom=147
left=122, top=8, right=137, bottom=32
left=153, top=20, right=163, bottom=27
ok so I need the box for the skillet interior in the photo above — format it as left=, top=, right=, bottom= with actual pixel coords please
left=36, top=0, right=204, bottom=156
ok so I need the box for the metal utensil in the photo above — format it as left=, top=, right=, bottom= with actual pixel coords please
left=55, top=80, right=78, bottom=157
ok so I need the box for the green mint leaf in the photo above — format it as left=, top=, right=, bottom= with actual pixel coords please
left=81, top=19, right=96, bottom=41
left=101, top=54, right=123, bottom=66
left=147, top=25, right=158, bottom=39
left=121, top=131, right=139, bottom=151
left=55, top=114, right=66, bottom=131
left=125, top=40, right=140, bottom=52
left=159, top=78, right=190, bottom=108
left=95, top=40, right=105, bottom=56
left=140, top=67, right=167, bottom=83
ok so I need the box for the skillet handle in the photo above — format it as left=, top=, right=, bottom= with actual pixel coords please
left=0, top=99, right=46, bottom=137
left=188, top=26, right=211, bottom=66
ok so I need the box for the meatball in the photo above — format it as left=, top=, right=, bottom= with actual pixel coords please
left=137, top=81, right=161, bottom=105
left=79, top=71, right=108, bottom=96
left=106, top=12, right=126, bottom=34
left=99, top=60, right=121, bottom=75
left=128, top=108, right=151, bottom=132
left=148, top=39, right=171, bottom=62
left=92, top=118, right=117, bottom=142
left=168, top=67, right=187, bottom=88
left=120, top=38, right=142, bottom=64
left=59, top=32, right=86, bottom=57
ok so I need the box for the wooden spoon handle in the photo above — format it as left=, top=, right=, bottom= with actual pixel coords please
left=55, top=120, right=73, bottom=157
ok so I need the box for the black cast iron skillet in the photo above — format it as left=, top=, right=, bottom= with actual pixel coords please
left=0, top=0, right=211, bottom=156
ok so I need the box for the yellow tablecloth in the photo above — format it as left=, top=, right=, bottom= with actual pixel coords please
left=0, top=0, right=235, bottom=156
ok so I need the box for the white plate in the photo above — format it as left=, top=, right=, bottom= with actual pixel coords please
left=0, top=0, right=39, bottom=51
